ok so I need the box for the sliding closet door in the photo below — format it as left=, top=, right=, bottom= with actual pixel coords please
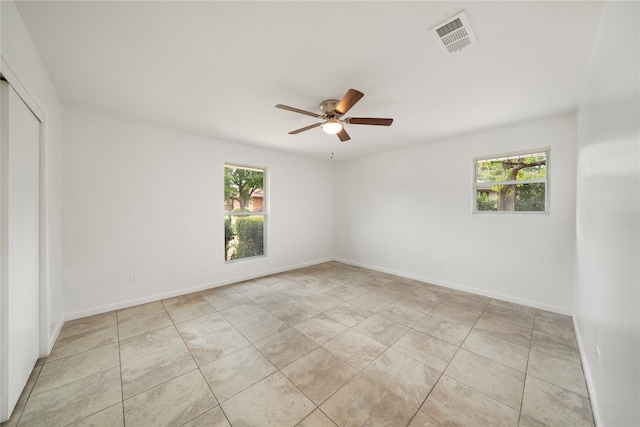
left=0, top=80, right=40, bottom=422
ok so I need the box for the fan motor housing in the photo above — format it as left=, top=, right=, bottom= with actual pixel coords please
left=319, top=99, right=340, bottom=116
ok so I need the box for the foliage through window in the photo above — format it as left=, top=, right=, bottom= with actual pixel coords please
left=474, top=150, right=548, bottom=213
left=224, top=164, right=265, bottom=260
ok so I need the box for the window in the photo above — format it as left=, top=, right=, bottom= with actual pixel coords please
left=224, top=164, right=265, bottom=261
left=474, top=149, right=548, bottom=213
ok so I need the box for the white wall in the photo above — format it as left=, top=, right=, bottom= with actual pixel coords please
left=0, top=1, right=64, bottom=354
left=574, top=2, right=639, bottom=426
left=334, top=114, right=576, bottom=313
left=62, top=107, right=333, bottom=318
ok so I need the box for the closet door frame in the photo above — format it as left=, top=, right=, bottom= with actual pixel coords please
left=0, top=66, right=48, bottom=422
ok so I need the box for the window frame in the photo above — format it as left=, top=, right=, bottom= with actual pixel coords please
left=224, top=163, right=268, bottom=262
left=472, top=148, right=550, bottom=215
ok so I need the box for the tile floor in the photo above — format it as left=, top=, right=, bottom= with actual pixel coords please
left=3, top=262, right=595, bottom=427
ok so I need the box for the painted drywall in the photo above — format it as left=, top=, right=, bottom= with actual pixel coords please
left=334, top=114, right=576, bottom=313
left=0, top=1, right=64, bottom=354
left=574, top=1, right=639, bottom=425
left=62, top=107, right=333, bottom=318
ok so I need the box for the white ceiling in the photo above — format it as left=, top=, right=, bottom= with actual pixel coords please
left=15, top=1, right=604, bottom=161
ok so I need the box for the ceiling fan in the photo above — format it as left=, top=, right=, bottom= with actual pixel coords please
left=275, top=89, right=393, bottom=142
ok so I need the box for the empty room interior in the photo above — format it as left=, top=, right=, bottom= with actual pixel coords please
left=1, top=1, right=638, bottom=426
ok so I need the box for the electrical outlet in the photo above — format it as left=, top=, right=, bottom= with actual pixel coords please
left=596, top=347, right=601, bottom=372
left=437, top=260, right=444, bottom=269
left=129, top=273, right=138, bottom=284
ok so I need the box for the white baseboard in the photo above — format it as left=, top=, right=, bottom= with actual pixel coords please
left=64, top=257, right=333, bottom=321
left=332, top=257, right=572, bottom=315
left=47, top=318, right=64, bottom=355
left=572, top=316, right=602, bottom=427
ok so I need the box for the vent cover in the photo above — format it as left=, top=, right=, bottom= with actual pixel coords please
left=430, top=11, right=477, bottom=55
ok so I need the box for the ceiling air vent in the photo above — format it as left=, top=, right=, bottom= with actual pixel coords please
left=430, top=11, right=477, bottom=55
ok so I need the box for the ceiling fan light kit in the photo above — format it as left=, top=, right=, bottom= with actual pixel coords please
left=275, top=88, right=393, bottom=142
left=321, top=118, right=343, bottom=135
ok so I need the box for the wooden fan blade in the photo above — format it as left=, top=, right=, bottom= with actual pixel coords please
left=347, top=117, right=394, bottom=126
left=289, top=123, right=322, bottom=134
left=334, top=89, right=364, bottom=115
left=337, top=128, right=351, bottom=142
left=276, top=104, right=322, bottom=119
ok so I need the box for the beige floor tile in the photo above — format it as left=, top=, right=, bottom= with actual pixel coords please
left=430, top=302, right=481, bottom=325
left=233, top=312, right=288, bottom=342
left=162, top=294, right=216, bottom=323
left=268, top=300, right=320, bottom=325
left=534, top=311, right=576, bottom=340
left=392, top=329, right=457, bottom=372
left=444, top=349, right=525, bottom=410
left=119, top=325, right=183, bottom=359
left=482, top=303, right=534, bottom=329
left=323, top=303, right=372, bottom=327
left=121, top=339, right=196, bottom=399
left=32, top=343, right=119, bottom=396
left=20, top=367, right=122, bottom=426
left=363, top=348, right=441, bottom=411
left=420, top=375, right=520, bottom=426
left=270, top=279, right=307, bottom=293
left=295, top=294, right=343, bottom=311
left=474, top=316, right=532, bottom=348
left=200, top=346, right=277, bottom=402
left=531, top=330, right=581, bottom=364
left=124, top=370, right=217, bottom=427
left=175, top=312, right=231, bottom=341
left=293, top=314, right=349, bottom=345
left=281, top=347, right=358, bottom=405
left=241, top=285, right=280, bottom=303
left=518, top=413, right=550, bottom=427
left=461, top=329, right=529, bottom=372
left=15, top=262, right=595, bottom=427
left=394, top=294, right=439, bottom=314
left=1, top=362, right=43, bottom=427
left=410, top=286, right=449, bottom=304
left=443, top=294, right=490, bottom=315
left=201, top=292, right=250, bottom=311
left=325, top=284, right=369, bottom=301
left=49, top=313, right=118, bottom=361
left=221, top=372, right=315, bottom=427
left=257, top=294, right=296, bottom=311
left=58, top=312, right=117, bottom=338
left=378, top=302, right=428, bottom=327
left=521, top=376, right=594, bottom=426
left=295, top=409, right=337, bottom=427
left=323, top=329, right=387, bottom=370
left=186, top=325, right=250, bottom=367
left=527, top=349, right=588, bottom=397
left=219, top=302, right=269, bottom=325
left=283, top=284, right=324, bottom=298
left=66, top=402, right=124, bottom=427
left=320, top=374, right=416, bottom=427
left=348, top=292, right=394, bottom=312
left=254, top=327, right=318, bottom=368
left=117, top=301, right=173, bottom=340
left=353, top=314, right=409, bottom=346
left=199, top=284, right=242, bottom=299
left=489, top=298, right=537, bottom=315
left=181, top=406, right=230, bottom=427
left=413, top=314, right=472, bottom=346
left=408, top=410, right=442, bottom=426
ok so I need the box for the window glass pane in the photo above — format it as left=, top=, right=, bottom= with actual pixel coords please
left=225, top=215, right=264, bottom=261
left=224, top=165, right=264, bottom=213
left=224, top=164, right=265, bottom=261
left=476, top=153, right=546, bottom=183
left=476, top=183, right=546, bottom=212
